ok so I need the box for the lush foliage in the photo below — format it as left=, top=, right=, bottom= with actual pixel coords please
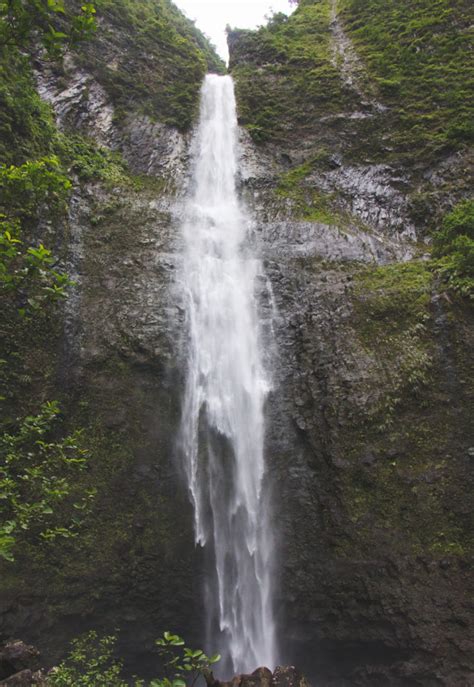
left=154, top=631, right=220, bottom=687
left=47, top=632, right=128, bottom=686
left=74, top=0, right=225, bottom=129
left=0, top=52, right=96, bottom=567
left=0, top=0, right=96, bottom=55
left=0, top=156, right=73, bottom=317
left=0, top=401, right=94, bottom=561
left=0, top=50, right=57, bottom=165
left=47, top=631, right=220, bottom=687
left=232, top=0, right=473, bottom=165
left=231, top=0, right=348, bottom=143
left=0, top=155, right=73, bottom=412
left=0, top=155, right=71, bottom=217
left=339, top=0, right=474, bottom=157
left=433, top=199, right=474, bottom=298
left=57, top=134, right=130, bottom=185
left=0, top=223, right=72, bottom=315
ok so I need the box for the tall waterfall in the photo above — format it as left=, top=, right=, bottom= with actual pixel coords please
left=180, top=74, right=276, bottom=674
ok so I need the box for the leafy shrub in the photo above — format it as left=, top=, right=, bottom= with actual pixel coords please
left=46, top=631, right=220, bottom=687
left=0, top=51, right=57, bottom=165
left=154, top=631, right=220, bottom=687
left=0, top=1, right=96, bottom=56
left=0, top=156, right=71, bottom=219
left=57, top=134, right=129, bottom=185
left=0, top=401, right=94, bottom=562
left=47, top=632, right=127, bottom=686
left=0, top=221, right=72, bottom=316
left=433, top=199, right=474, bottom=298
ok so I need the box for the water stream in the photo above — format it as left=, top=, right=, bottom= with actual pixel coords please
left=180, top=74, right=276, bottom=674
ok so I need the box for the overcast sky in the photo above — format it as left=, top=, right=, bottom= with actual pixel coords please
left=174, top=0, right=295, bottom=62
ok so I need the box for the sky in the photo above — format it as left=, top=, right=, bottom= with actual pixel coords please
left=173, top=0, right=295, bottom=62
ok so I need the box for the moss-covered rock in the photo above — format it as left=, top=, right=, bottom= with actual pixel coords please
left=70, top=0, right=225, bottom=130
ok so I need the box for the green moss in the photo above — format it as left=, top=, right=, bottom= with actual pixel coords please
left=354, top=260, right=433, bottom=334
left=334, top=271, right=474, bottom=559
left=74, top=0, right=225, bottom=130
left=231, top=0, right=473, bottom=195
left=231, top=0, right=351, bottom=143
left=433, top=198, right=474, bottom=298
left=351, top=261, right=434, bottom=428
left=276, top=155, right=372, bottom=227
left=339, top=0, right=474, bottom=160
left=336, top=406, right=474, bottom=559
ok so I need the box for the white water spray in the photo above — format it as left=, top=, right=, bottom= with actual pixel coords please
left=180, top=74, right=276, bottom=673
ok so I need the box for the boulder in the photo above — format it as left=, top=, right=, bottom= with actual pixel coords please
left=0, top=642, right=40, bottom=681
left=272, top=666, right=310, bottom=687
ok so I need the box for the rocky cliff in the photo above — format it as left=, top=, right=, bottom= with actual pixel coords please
left=230, top=1, right=473, bottom=684
left=0, top=0, right=473, bottom=685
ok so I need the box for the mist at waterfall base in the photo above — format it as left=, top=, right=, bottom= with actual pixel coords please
left=179, top=74, right=277, bottom=676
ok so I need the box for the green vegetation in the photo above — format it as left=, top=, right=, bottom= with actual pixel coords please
left=0, top=51, right=57, bottom=165
left=57, top=134, right=131, bottom=186
left=340, top=257, right=472, bottom=558
left=339, top=0, right=474, bottom=157
left=154, top=631, right=221, bottom=687
left=433, top=199, right=474, bottom=298
left=0, top=155, right=73, bottom=415
left=0, top=0, right=96, bottom=55
left=47, top=632, right=128, bottom=686
left=0, top=2, right=111, bottom=572
left=276, top=154, right=369, bottom=225
left=231, top=0, right=473, bottom=169
left=352, top=260, right=434, bottom=427
left=0, top=402, right=94, bottom=562
left=354, top=260, right=432, bottom=333
left=47, top=631, right=220, bottom=686
left=0, top=154, right=95, bottom=565
left=231, top=0, right=473, bottom=267
left=0, top=155, right=71, bottom=218
left=231, top=0, right=350, bottom=143
left=0, top=222, right=72, bottom=317
left=278, top=160, right=333, bottom=222
left=75, top=0, right=225, bottom=129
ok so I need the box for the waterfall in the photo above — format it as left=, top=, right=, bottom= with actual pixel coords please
left=180, top=74, right=276, bottom=674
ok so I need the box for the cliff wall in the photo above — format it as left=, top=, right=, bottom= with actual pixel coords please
left=0, top=0, right=472, bottom=685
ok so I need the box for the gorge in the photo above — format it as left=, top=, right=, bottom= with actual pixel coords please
left=0, top=0, right=473, bottom=686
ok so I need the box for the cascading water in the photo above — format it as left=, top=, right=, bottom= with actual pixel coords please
left=180, top=74, right=276, bottom=674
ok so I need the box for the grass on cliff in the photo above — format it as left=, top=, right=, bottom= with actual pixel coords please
left=231, top=0, right=473, bottom=164
left=433, top=198, right=474, bottom=299
left=230, top=0, right=350, bottom=143
left=73, top=0, right=225, bottom=129
left=339, top=0, right=474, bottom=158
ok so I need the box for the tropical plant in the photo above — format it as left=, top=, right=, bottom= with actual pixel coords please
left=0, top=401, right=95, bottom=561
left=0, top=0, right=96, bottom=55
left=46, top=631, right=221, bottom=686
left=47, top=632, right=128, bottom=686
left=154, top=631, right=221, bottom=687
left=433, top=199, right=474, bottom=298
